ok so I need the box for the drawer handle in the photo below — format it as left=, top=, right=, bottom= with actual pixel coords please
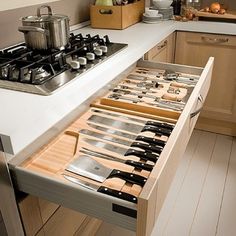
left=157, top=40, right=167, bottom=50
left=190, top=94, right=203, bottom=119
left=201, top=36, right=229, bottom=44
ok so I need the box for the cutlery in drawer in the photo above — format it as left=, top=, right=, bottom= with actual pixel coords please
left=91, top=108, right=174, bottom=131
left=66, top=156, right=147, bottom=187
left=80, top=129, right=165, bottom=150
left=81, top=137, right=159, bottom=163
left=80, top=147, right=154, bottom=171
left=63, top=175, right=137, bottom=203
left=87, top=123, right=167, bottom=147
left=87, top=115, right=169, bottom=136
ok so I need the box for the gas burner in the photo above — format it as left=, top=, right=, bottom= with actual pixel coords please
left=0, top=33, right=128, bottom=95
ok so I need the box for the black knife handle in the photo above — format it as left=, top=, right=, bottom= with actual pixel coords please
left=145, top=121, right=174, bottom=130
left=97, top=186, right=137, bottom=203
left=125, top=149, right=159, bottom=163
left=136, top=136, right=166, bottom=147
left=125, top=160, right=153, bottom=172
left=141, top=125, right=171, bottom=136
left=131, top=142, right=163, bottom=154
left=109, top=169, right=147, bottom=187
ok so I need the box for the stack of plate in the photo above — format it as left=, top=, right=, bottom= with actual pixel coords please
left=142, top=13, right=163, bottom=24
left=151, top=6, right=174, bottom=20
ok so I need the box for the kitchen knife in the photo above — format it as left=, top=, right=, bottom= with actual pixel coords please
left=141, top=126, right=171, bottom=136
left=81, top=137, right=159, bottom=162
left=66, top=156, right=147, bottom=187
left=87, top=122, right=137, bottom=140
left=91, top=108, right=174, bottom=130
left=80, top=148, right=154, bottom=171
left=88, top=115, right=170, bottom=136
left=112, top=88, right=159, bottom=99
left=118, top=84, right=157, bottom=93
left=79, top=129, right=164, bottom=151
left=63, top=175, right=137, bottom=203
left=87, top=123, right=167, bottom=147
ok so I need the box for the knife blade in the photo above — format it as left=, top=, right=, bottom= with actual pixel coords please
left=81, top=137, right=159, bottom=163
left=63, top=174, right=137, bottom=203
left=87, top=123, right=167, bottom=147
left=88, top=115, right=170, bottom=136
left=118, top=84, right=157, bottom=93
left=66, top=156, right=147, bottom=187
left=80, top=148, right=154, bottom=171
left=112, top=88, right=158, bottom=99
left=91, top=109, right=174, bottom=130
left=79, top=129, right=164, bottom=151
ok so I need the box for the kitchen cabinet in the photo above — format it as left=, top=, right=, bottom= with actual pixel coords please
left=175, top=31, right=236, bottom=136
left=0, top=0, right=59, bottom=12
left=144, top=33, right=176, bottom=63
left=9, top=58, right=213, bottom=236
left=18, top=195, right=102, bottom=236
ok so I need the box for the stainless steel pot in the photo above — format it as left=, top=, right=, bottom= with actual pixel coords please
left=18, top=5, right=70, bottom=50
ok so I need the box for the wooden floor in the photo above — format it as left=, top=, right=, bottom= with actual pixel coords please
left=96, top=130, right=236, bottom=236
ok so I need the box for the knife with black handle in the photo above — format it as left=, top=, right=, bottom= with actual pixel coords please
left=131, top=142, right=163, bottom=154
left=80, top=148, right=154, bottom=171
left=135, top=136, right=166, bottom=147
left=141, top=125, right=171, bottom=136
left=145, top=121, right=174, bottom=131
left=97, top=186, right=138, bottom=203
left=63, top=175, right=138, bottom=203
left=108, top=169, right=147, bottom=187
left=66, top=156, right=147, bottom=187
left=125, top=149, right=159, bottom=163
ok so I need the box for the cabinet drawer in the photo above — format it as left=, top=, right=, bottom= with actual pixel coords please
left=183, top=32, right=236, bottom=47
left=9, top=58, right=214, bottom=236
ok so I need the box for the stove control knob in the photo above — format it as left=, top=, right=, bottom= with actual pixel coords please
left=94, top=48, right=103, bottom=57
left=69, top=60, right=80, bottom=70
left=86, top=52, right=95, bottom=61
left=100, top=46, right=108, bottom=54
left=78, top=57, right=87, bottom=66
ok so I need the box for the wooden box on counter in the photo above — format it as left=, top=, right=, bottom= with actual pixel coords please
left=90, top=0, right=145, bottom=29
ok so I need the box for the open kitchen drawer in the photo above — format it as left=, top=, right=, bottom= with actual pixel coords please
left=8, top=58, right=214, bottom=236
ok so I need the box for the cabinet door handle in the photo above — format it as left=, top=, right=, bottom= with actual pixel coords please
left=190, top=94, right=203, bottom=118
left=201, top=36, right=229, bottom=44
left=157, top=40, right=167, bottom=50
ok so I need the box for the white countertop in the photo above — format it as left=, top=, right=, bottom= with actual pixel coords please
left=1, top=20, right=236, bottom=157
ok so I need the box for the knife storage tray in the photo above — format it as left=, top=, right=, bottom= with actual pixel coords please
left=9, top=58, right=214, bottom=236
left=94, top=60, right=200, bottom=120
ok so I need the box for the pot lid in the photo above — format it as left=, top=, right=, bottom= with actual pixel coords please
left=22, top=14, right=68, bottom=22
left=21, top=5, right=69, bottom=22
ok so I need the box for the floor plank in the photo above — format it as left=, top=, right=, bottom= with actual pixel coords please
left=216, top=138, right=236, bottom=236
left=152, top=130, right=201, bottom=235
left=190, top=134, right=233, bottom=236
left=163, top=131, right=217, bottom=236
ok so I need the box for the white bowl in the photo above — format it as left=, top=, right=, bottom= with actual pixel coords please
left=153, top=0, right=172, bottom=9
left=145, top=8, right=159, bottom=17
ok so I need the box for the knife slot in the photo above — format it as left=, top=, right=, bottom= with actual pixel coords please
left=21, top=131, right=80, bottom=175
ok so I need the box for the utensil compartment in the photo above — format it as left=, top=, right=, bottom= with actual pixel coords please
left=9, top=58, right=214, bottom=236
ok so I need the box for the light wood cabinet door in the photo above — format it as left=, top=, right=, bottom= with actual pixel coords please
left=144, top=33, right=176, bottom=63
left=175, top=31, right=236, bottom=135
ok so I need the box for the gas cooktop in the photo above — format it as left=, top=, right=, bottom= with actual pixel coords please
left=0, top=33, right=127, bottom=95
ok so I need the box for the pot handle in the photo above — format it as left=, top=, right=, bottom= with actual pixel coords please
left=37, top=5, right=52, bottom=17
left=18, top=26, right=48, bottom=35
